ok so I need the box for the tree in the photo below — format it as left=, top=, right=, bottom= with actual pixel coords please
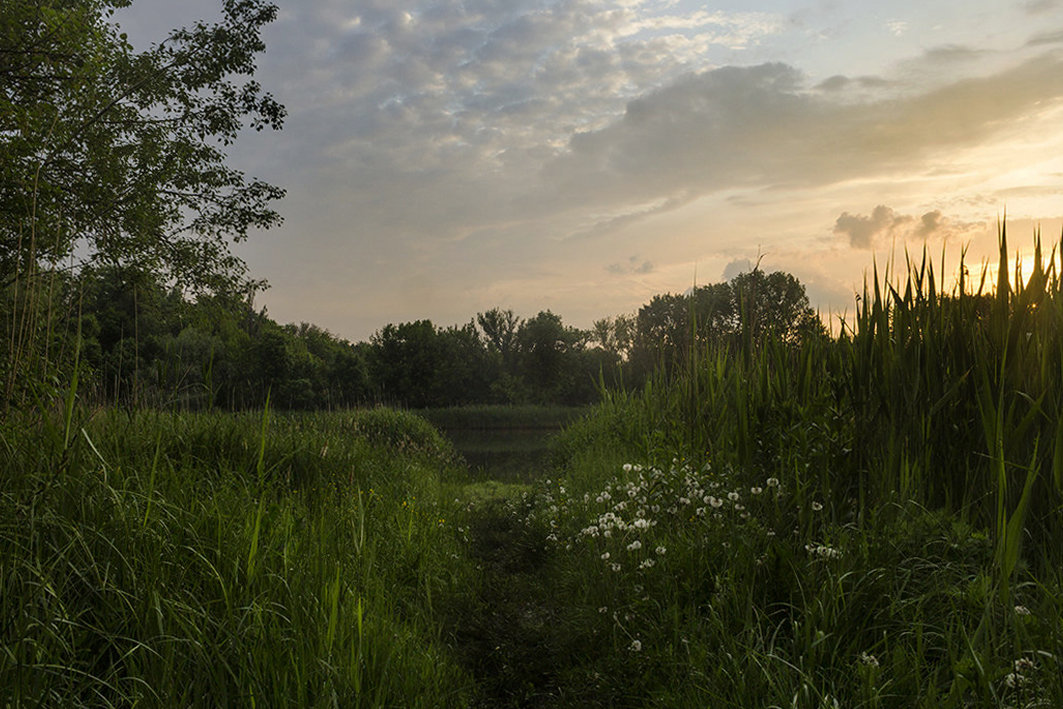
left=729, top=270, right=826, bottom=346
left=628, top=270, right=825, bottom=376
left=476, top=308, right=521, bottom=368
left=516, top=310, right=590, bottom=403
left=1, top=0, right=285, bottom=293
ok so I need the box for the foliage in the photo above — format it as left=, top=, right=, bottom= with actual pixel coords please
left=0, top=407, right=475, bottom=706
left=1, top=0, right=286, bottom=408
left=625, top=268, right=827, bottom=380
left=0, top=0, right=285, bottom=291
left=523, top=229, right=1063, bottom=705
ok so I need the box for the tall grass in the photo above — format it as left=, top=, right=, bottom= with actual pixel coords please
left=562, top=228, right=1063, bottom=564
left=532, top=228, right=1063, bottom=705
left=417, top=404, right=589, bottom=431
left=0, top=406, right=475, bottom=706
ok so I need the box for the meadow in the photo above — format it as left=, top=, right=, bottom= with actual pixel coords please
left=3, top=233, right=1063, bottom=707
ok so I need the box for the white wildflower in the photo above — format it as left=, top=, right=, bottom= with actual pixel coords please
left=858, top=652, right=879, bottom=668
left=629, top=639, right=642, bottom=652
left=633, top=518, right=650, bottom=529
left=610, top=563, right=621, bottom=572
left=1014, top=605, right=1032, bottom=616
left=1014, top=657, right=1035, bottom=674
left=639, top=558, right=655, bottom=569
left=811, top=501, right=824, bottom=512
left=627, top=540, right=642, bottom=551
left=806, top=544, right=842, bottom=559
left=601, top=552, right=611, bottom=560
left=727, top=491, right=740, bottom=502
left=766, top=477, right=780, bottom=488
left=750, top=486, right=763, bottom=495
left=623, top=464, right=633, bottom=472
left=655, top=545, right=666, bottom=556
left=1004, top=672, right=1028, bottom=688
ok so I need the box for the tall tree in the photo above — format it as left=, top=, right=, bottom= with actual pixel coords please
left=476, top=308, right=521, bottom=368
left=729, top=270, right=825, bottom=346
left=1, top=0, right=285, bottom=293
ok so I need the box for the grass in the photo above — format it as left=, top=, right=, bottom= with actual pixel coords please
left=417, top=404, right=590, bottom=431
left=492, top=230, right=1063, bottom=706
left=0, top=407, right=476, bottom=706
left=3, top=228, right=1063, bottom=706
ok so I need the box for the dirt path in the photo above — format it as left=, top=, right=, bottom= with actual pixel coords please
left=447, top=497, right=572, bottom=708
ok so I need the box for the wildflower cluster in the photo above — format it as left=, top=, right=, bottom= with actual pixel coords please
left=531, top=459, right=792, bottom=576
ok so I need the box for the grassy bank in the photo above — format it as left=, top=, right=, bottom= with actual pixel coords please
left=0, top=407, right=475, bottom=706
left=417, top=405, right=590, bottom=431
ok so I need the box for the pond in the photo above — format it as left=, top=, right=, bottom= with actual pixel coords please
left=418, top=405, right=587, bottom=483
left=445, top=426, right=559, bottom=483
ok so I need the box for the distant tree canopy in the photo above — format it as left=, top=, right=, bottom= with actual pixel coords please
left=1, top=0, right=285, bottom=293
left=627, top=268, right=827, bottom=373
left=17, top=264, right=826, bottom=411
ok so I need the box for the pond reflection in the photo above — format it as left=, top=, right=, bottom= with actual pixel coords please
left=446, top=427, right=557, bottom=483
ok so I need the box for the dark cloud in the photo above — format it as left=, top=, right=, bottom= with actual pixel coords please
left=1022, top=0, right=1061, bottom=14
left=722, top=258, right=754, bottom=280
left=814, top=74, right=894, bottom=92
left=834, top=206, right=983, bottom=249
left=915, top=210, right=945, bottom=238
left=920, top=44, right=988, bottom=63
left=534, top=54, right=1063, bottom=220
left=1028, top=29, right=1063, bottom=45
left=607, top=256, right=654, bottom=275
left=834, top=206, right=912, bottom=249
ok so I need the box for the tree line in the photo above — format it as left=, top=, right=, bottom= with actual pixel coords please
left=2, top=263, right=827, bottom=411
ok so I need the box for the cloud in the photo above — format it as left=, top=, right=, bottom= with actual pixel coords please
left=815, top=74, right=894, bottom=92
left=234, top=0, right=1063, bottom=253
left=1022, top=0, right=1061, bottom=14
left=834, top=206, right=912, bottom=249
left=885, top=20, right=909, bottom=37
left=532, top=54, right=1063, bottom=225
left=833, top=206, right=983, bottom=249
left=722, top=258, right=754, bottom=280
left=607, top=255, right=654, bottom=275
left=1028, top=29, right=1063, bottom=46
left=920, top=44, right=988, bottom=64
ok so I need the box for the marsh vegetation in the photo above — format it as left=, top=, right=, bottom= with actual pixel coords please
left=4, top=235, right=1063, bottom=707
left=4, top=2, right=1062, bottom=705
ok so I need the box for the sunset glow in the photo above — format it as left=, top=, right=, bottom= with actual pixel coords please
left=115, top=0, right=1063, bottom=339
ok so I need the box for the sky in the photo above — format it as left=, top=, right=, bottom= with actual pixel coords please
left=112, top=0, right=1063, bottom=341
